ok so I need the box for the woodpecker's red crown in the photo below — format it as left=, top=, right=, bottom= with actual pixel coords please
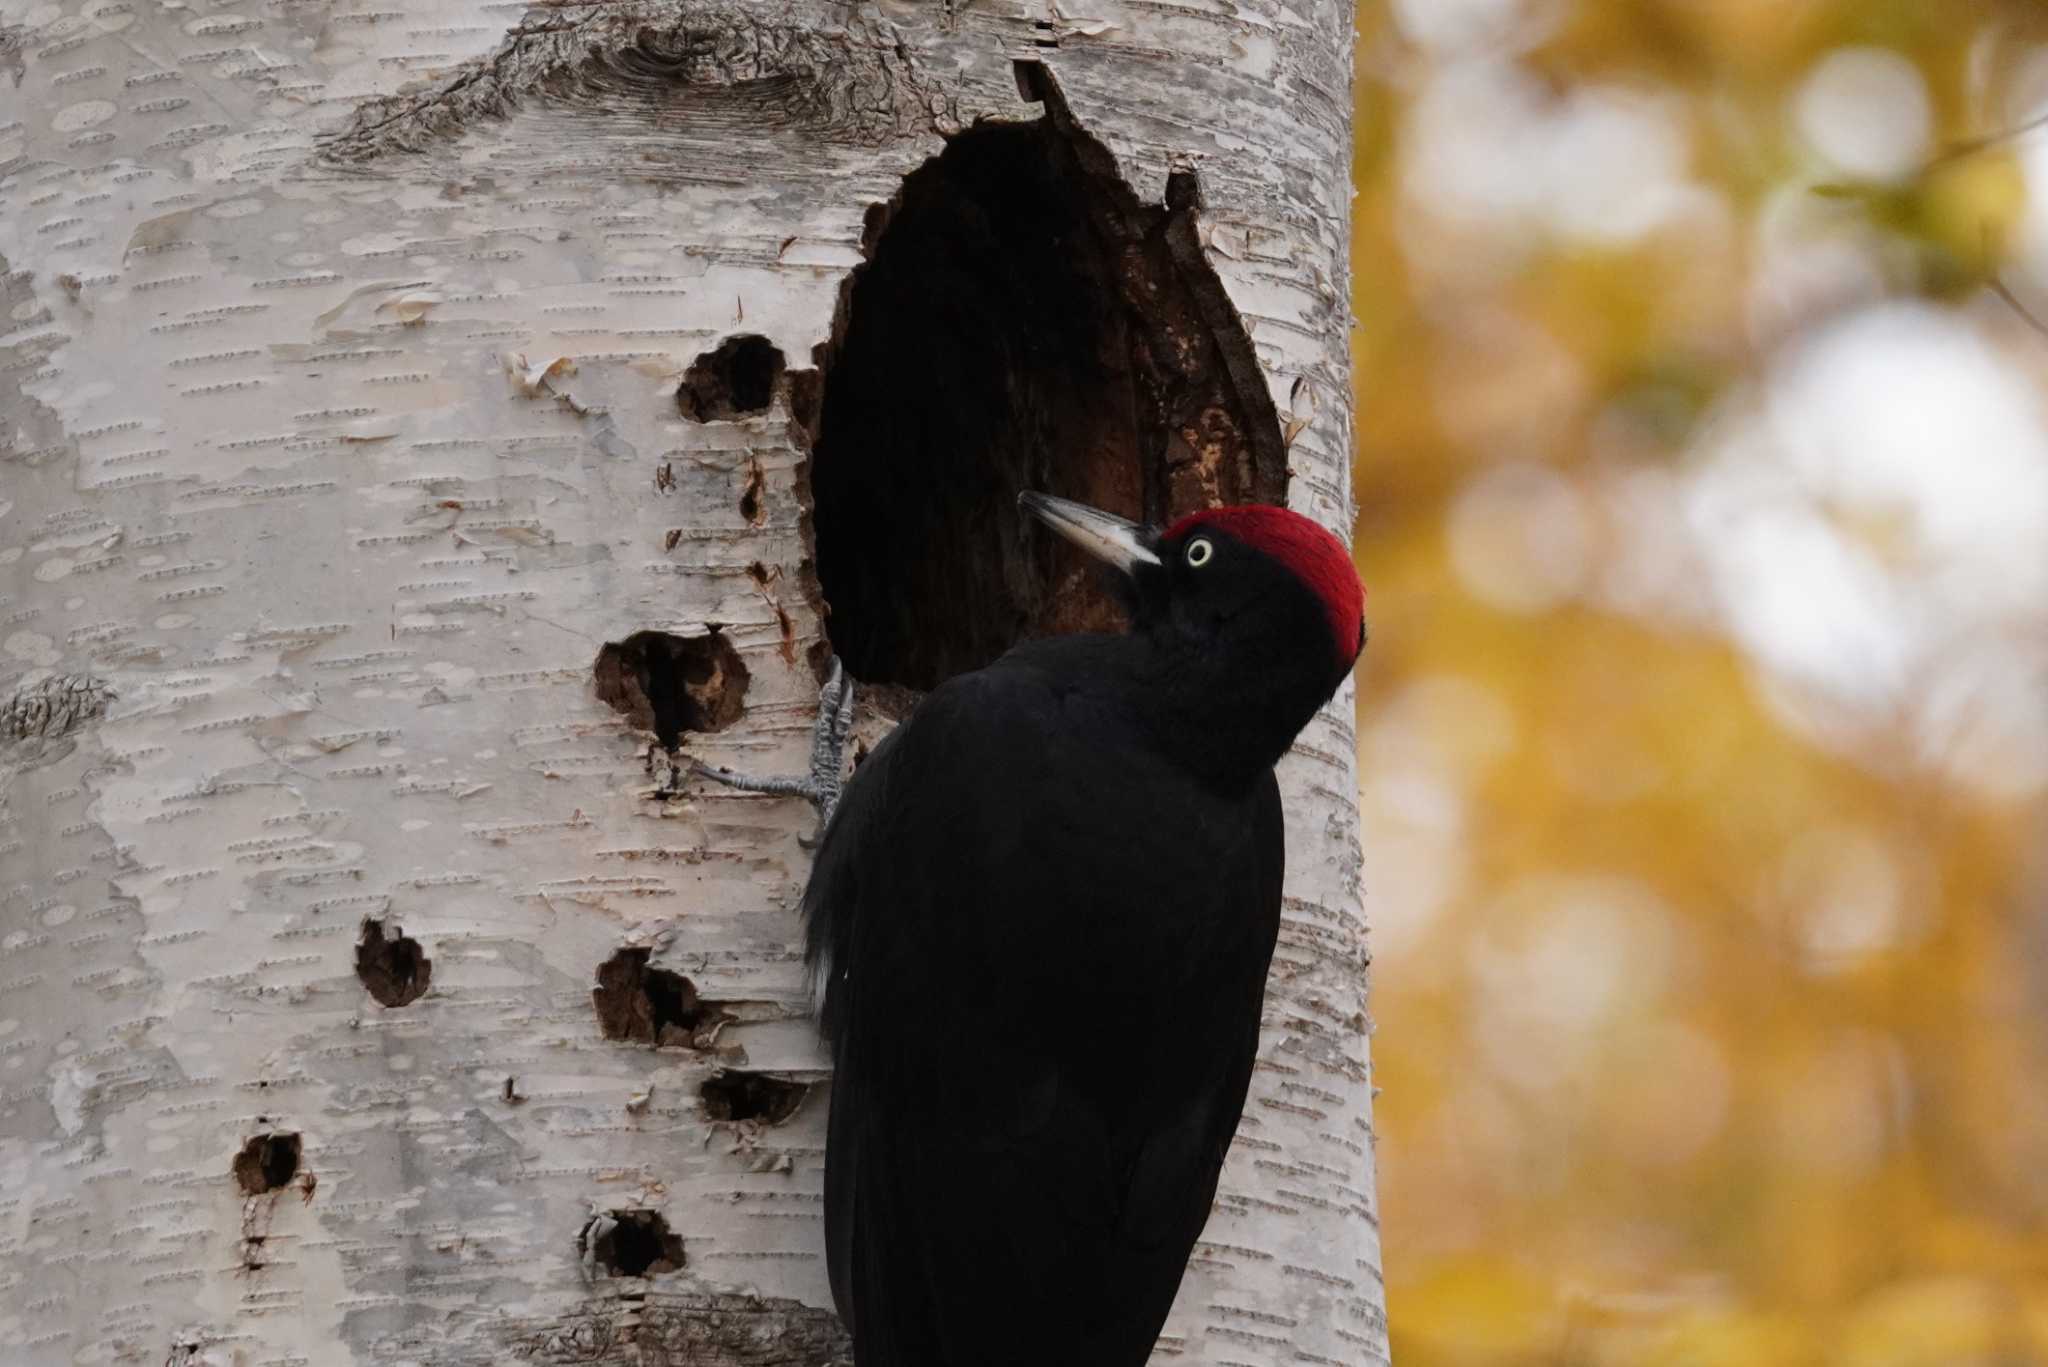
left=1164, top=506, right=1366, bottom=666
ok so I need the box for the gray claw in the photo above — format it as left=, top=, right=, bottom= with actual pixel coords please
left=690, top=658, right=853, bottom=845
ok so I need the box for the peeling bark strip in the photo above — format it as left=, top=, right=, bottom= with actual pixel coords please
left=319, top=3, right=953, bottom=162
left=507, top=1289, right=852, bottom=1366
left=804, top=74, right=1289, bottom=688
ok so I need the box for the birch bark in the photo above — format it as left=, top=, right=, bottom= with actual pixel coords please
left=0, top=2, right=1381, bottom=1363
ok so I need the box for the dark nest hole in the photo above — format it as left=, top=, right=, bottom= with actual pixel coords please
left=700, top=1070, right=809, bottom=1125
left=233, top=1132, right=302, bottom=1196
left=588, top=1208, right=686, bottom=1279
left=679, top=334, right=785, bottom=421
left=593, top=946, right=736, bottom=1049
left=800, top=83, right=1288, bottom=691
left=593, top=628, right=750, bottom=751
left=356, top=918, right=431, bottom=1008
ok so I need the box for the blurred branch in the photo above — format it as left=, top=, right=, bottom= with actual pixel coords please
left=1987, top=275, right=2048, bottom=342
left=1929, top=108, right=2048, bottom=170
left=1983, top=222, right=2048, bottom=343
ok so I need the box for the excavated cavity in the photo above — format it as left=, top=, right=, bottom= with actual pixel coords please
left=700, top=1070, right=809, bottom=1125
left=233, top=1132, right=302, bottom=1195
left=593, top=947, right=736, bottom=1049
left=593, top=628, right=750, bottom=750
left=588, top=1208, right=686, bottom=1278
left=679, top=334, right=785, bottom=421
left=802, top=84, right=1288, bottom=691
left=355, top=918, right=431, bottom=1008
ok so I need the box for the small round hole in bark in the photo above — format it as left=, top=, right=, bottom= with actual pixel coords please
left=592, top=628, right=750, bottom=750
left=700, top=1071, right=808, bottom=1125
left=233, top=1132, right=302, bottom=1195
left=355, top=918, right=430, bottom=1007
left=678, top=334, right=784, bottom=421
left=593, top=947, right=735, bottom=1049
left=588, top=1208, right=685, bottom=1278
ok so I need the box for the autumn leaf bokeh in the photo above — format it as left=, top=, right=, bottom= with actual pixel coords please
left=1352, top=4, right=2048, bottom=1364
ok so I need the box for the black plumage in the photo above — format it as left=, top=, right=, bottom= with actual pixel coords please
left=805, top=495, right=1364, bottom=1366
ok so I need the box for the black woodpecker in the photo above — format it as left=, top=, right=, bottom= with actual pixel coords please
left=805, top=492, right=1367, bottom=1366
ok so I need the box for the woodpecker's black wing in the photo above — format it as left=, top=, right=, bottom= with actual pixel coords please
left=804, top=642, right=1282, bottom=1366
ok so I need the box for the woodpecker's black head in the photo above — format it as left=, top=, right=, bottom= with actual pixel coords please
left=1021, top=492, right=1365, bottom=779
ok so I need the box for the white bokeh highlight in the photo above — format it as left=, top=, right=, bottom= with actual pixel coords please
left=1795, top=47, right=1934, bottom=183
left=1448, top=461, right=1594, bottom=613
left=1683, top=303, right=2048, bottom=797
left=1403, top=59, right=1700, bottom=249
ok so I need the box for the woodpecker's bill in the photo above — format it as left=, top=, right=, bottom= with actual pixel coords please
left=805, top=493, right=1366, bottom=1366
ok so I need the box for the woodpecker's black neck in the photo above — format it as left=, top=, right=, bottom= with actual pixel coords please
left=1062, top=525, right=1348, bottom=791
left=1120, top=623, right=1339, bottom=793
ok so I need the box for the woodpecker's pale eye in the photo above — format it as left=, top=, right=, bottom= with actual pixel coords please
left=1185, top=537, right=1214, bottom=568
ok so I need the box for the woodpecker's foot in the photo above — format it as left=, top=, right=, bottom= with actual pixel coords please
left=690, top=658, right=854, bottom=846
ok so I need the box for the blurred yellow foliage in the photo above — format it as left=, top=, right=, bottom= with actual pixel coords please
left=1352, top=2, right=2048, bottom=1363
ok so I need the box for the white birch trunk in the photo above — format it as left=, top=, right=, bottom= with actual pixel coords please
left=0, top=2, right=1381, bottom=1363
